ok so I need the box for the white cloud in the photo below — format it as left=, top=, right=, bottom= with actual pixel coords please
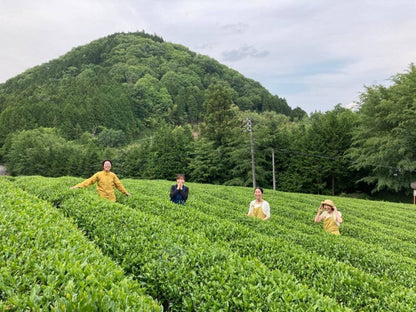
left=222, top=46, right=269, bottom=62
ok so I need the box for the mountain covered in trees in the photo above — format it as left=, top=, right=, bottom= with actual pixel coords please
left=0, top=31, right=300, bottom=143
left=1, top=31, right=415, bottom=200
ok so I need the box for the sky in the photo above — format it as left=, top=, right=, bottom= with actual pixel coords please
left=1, top=0, right=416, bottom=114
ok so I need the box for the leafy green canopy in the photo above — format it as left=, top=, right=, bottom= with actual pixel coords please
left=348, top=64, right=416, bottom=192
left=1, top=31, right=415, bottom=197
left=0, top=31, right=292, bottom=145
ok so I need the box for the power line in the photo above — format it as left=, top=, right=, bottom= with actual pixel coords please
left=269, top=147, right=416, bottom=173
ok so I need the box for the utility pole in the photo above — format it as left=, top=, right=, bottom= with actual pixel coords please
left=246, top=118, right=256, bottom=189
left=272, top=148, right=276, bottom=190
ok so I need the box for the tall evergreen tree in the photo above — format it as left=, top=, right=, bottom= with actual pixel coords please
left=201, top=82, right=239, bottom=147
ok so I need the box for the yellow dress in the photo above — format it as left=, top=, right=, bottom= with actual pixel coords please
left=75, top=170, right=128, bottom=202
left=248, top=200, right=270, bottom=220
left=249, top=206, right=267, bottom=219
left=321, top=211, right=341, bottom=235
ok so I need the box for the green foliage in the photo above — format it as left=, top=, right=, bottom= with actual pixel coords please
left=145, top=124, right=193, bottom=179
left=0, top=178, right=161, bottom=311
left=12, top=176, right=349, bottom=311
left=349, top=64, right=416, bottom=192
left=97, top=127, right=126, bottom=147
left=116, top=124, right=193, bottom=180
left=274, top=107, right=359, bottom=195
left=1, top=128, right=104, bottom=177
left=290, top=106, right=308, bottom=121
left=9, top=175, right=416, bottom=311
left=1, top=30, right=416, bottom=197
left=188, top=138, right=218, bottom=183
left=201, top=82, right=240, bottom=146
left=2, top=128, right=71, bottom=176
left=115, top=140, right=151, bottom=178
left=0, top=31, right=292, bottom=147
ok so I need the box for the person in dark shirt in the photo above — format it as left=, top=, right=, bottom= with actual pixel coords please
left=170, top=174, right=189, bottom=204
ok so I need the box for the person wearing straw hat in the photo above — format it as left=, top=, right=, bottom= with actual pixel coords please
left=314, top=199, right=343, bottom=235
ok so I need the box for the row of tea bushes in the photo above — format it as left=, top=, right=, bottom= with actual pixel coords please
left=118, top=182, right=416, bottom=312
left=13, top=176, right=347, bottom=311
left=12, top=176, right=416, bottom=311
left=0, top=178, right=161, bottom=311
left=261, top=191, right=416, bottom=249
left=186, top=184, right=416, bottom=289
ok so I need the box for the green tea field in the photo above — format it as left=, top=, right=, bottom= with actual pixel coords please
left=1, top=176, right=416, bottom=311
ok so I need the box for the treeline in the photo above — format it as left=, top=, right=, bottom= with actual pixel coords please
left=2, top=65, right=416, bottom=199
left=0, top=31, right=415, bottom=198
left=0, top=98, right=362, bottom=195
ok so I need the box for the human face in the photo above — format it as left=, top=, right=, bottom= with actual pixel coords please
left=103, top=161, right=112, bottom=172
left=323, top=204, right=333, bottom=213
left=254, top=188, right=263, bottom=201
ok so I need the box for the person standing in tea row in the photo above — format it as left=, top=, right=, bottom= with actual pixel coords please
left=314, top=199, right=343, bottom=235
left=71, top=159, right=131, bottom=202
left=170, top=173, right=189, bottom=205
left=247, top=187, right=270, bottom=221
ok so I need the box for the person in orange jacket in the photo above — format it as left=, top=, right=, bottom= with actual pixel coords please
left=71, top=159, right=131, bottom=202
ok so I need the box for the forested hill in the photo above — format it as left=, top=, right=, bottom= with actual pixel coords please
left=0, top=31, right=297, bottom=144
left=1, top=32, right=415, bottom=196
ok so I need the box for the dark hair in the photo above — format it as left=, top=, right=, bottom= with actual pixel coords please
left=176, top=174, right=185, bottom=180
left=255, top=187, right=263, bottom=194
left=101, top=159, right=112, bottom=169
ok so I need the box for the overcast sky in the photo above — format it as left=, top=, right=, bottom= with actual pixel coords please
left=1, top=0, right=416, bottom=113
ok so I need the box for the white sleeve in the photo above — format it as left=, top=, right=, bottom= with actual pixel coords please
left=248, top=200, right=255, bottom=214
left=334, top=211, right=342, bottom=226
left=263, top=201, right=271, bottom=218
left=321, top=211, right=328, bottom=218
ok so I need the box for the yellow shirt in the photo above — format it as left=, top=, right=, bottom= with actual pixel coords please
left=75, top=171, right=128, bottom=202
left=248, top=200, right=270, bottom=220
left=250, top=206, right=267, bottom=219
left=321, top=211, right=342, bottom=235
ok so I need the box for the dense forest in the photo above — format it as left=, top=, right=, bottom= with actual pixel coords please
left=0, top=31, right=415, bottom=200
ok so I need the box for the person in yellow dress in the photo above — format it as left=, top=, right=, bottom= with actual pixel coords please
left=70, top=159, right=131, bottom=202
left=247, top=187, right=270, bottom=221
left=314, top=199, right=343, bottom=235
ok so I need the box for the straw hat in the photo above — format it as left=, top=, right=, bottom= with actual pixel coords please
left=321, top=199, right=335, bottom=207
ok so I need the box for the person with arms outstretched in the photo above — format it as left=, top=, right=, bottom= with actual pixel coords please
left=70, top=159, right=131, bottom=202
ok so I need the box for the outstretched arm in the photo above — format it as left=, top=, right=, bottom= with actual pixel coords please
left=113, top=175, right=131, bottom=196
left=70, top=174, right=98, bottom=189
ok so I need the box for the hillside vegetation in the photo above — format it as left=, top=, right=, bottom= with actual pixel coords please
left=2, top=175, right=416, bottom=311
left=0, top=31, right=291, bottom=144
left=0, top=31, right=415, bottom=197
